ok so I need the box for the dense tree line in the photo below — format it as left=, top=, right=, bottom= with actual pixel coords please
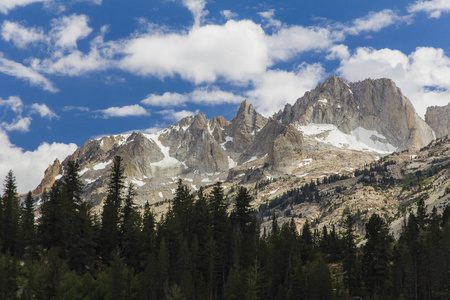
left=0, top=156, right=449, bottom=299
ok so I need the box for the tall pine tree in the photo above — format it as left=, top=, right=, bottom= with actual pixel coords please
left=20, top=191, right=36, bottom=260
left=100, top=156, right=126, bottom=264
left=2, top=170, right=20, bottom=255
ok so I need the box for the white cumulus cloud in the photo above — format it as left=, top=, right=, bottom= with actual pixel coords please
left=266, top=25, right=337, bottom=62
left=158, top=109, right=199, bottom=122
left=337, top=46, right=450, bottom=117
left=142, top=92, right=189, bottom=107
left=0, top=129, right=77, bottom=193
left=97, top=104, right=149, bottom=118
left=30, top=103, right=58, bottom=119
left=0, top=0, right=45, bottom=14
left=50, top=14, right=92, bottom=49
left=119, top=20, right=270, bottom=84
left=0, top=53, right=58, bottom=92
left=408, top=0, right=450, bottom=18
left=246, top=63, right=325, bottom=117
left=2, top=116, right=31, bottom=132
left=1, top=21, right=46, bottom=48
left=221, top=10, right=237, bottom=20
left=180, top=0, right=208, bottom=26
left=142, top=87, right=243, bottom=107
left=0, top=96, right=23, bottom=113
left=345, top=9, right=412, bottom=35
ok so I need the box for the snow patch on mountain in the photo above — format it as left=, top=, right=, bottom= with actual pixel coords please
left=145, top=132, right=185, bottom=170
left=93, top=159, right=113, bottom=171
left=297, top=124, right=396, bottom=154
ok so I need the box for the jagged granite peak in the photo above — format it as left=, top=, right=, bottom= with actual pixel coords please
left=208, top=116, right=230, bottom=142
left=275, top=77, right=434, bottom=151
left=33, top=158, right=61, bottom=195
left=239, top=119, right=304, bottom=173
left=226, top=99, right=268, bottom=152
left=425, top=103, right=450, bottom=138
left=34, top=78, right=439, bottom=210
left=168, top=112, right=229, bottom=173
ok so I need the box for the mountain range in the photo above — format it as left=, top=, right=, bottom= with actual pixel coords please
left=32, top=76, right=449, bottom=231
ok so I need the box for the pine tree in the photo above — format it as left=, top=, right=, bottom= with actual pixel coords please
left=60, top=161, right=96, bottom=272
left=69, top=201, right=96, bottom=273
left=363, top=213, right=392, bottom=296
left=157, top=237, right=170, bottom=299
left=63, top=161, right=84, bottom=208
left=108, top=250, right=127, bottom=300
left=208, top=182, right=230, bottom=298
left=2, top=170, right=20, bottom=255
left=40, top=175, right=84, bottom=257
left=342, top=215, right=360, bottom=296
left=20, top=191, right=37, bottom=260
left=231, top=187, right=257, bottom=269
left=100, top=156, right=126, bottom=263
left=120, top=183, right=142, bottom=269
left=142, top=201, right=156, bottom=254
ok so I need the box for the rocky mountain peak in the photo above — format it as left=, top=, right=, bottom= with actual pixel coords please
left=425, top=103, right=450, bottom=138
left=191, top=112, right=207, bottom=129
left=33, top=76, right=441, bottom=210
left=275, top=77, right=434, bottom=151
left=235, top=99, right=254, bottom=116
left=33, top=158, right=61, bottom=195
left=321, top=75, right=349, bottom=89
left=226, top=100, right=268, bottom=153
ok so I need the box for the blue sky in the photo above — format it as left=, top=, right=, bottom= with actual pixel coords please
left=1, top=0, right=450, bottom=192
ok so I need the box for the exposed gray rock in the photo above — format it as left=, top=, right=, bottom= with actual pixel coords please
left=275, top=76, right=434, bottom=151
left=225, top=99, right=268, bottom=152
left=425, top=103, right=450, bottom=138
left=33, top=78, right=438, bottom=209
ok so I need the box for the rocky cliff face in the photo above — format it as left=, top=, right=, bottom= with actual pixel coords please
left=34, top=77, right=438, bottom=211
left=33, top=158, right=61, bottom=195
left=275, top=76, right=434, bottom=151
left=425, top=103, right=450, bottom=138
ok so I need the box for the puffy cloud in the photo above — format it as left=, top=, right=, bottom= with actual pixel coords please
left=0, top=53, right=58, bottom=92
left=221, top=10, right=237, bottom=20
left=337, top=46, right=450, bottom=117
left=97, top=104, right=149, bottom=118
left=326, top=44, right=350, bottom=60
left=1, top=21, right=46, bottom=48
left=119, top=20, right=270, bottom=84
left=142, top=92, right=189, bottom=107
left=158, top=108, right=199, bottom=122
left=180, top=0, right=208, bottom=26
left=246, top=63, right=325, bottom=117
left=31, top=47, right=110, bottom=76
left=0, top=0, right=45, bottom=14
left=266, top=25, right=337, bottom=62
left=31, top=27, right=113, bottom=76
left=408, top=0, right=450, bottom=18
left=0, top=129, right=77, bottom=193
left=0, top=96, right=23, bottom=113
left=2, top=116, right=31, bottom=132
left=50, top=14, right=92, bottom=49
left=258, top=9, right=282, bottom=29
left=190, top=87, right=243, bottom=104
left=30, top=103, right=58, bottom=119
left=142, top=87, right=243, bottom=107
left=345, top=9, right=412, bottom=35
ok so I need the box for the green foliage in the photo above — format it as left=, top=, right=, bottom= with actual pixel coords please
left=2, top=156, right=450, bottom=299
left=99, top=156, right=126, bottom=264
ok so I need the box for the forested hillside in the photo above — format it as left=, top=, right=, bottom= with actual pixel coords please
left=0, top=156, right=449, bottom=299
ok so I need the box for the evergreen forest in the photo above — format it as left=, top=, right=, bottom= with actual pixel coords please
left=0, top=155, right=449, bottom=299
